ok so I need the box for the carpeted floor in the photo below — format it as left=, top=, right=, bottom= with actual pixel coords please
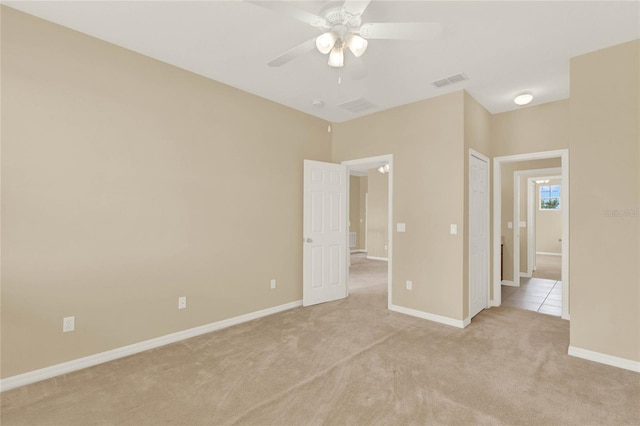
left=2, top=256, right=639, bottom=425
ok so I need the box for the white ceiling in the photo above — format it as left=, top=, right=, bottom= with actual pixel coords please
left=5, top=1, right=639, bottom=123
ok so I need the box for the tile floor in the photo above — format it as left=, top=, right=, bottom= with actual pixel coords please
left=501, top=277, right=562, bottom=317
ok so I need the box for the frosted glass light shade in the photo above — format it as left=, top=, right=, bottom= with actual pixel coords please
left=346, top=34, right=368, bottom=57
left=328, top=46, right=344, bottom=67
left=316, top=32, right=338, bottom=54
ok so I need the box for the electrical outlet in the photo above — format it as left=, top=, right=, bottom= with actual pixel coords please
left=178, top=296, right=187, bottom=310
left=63, top=316, right=75, bottom=332
left=406, top=280, right=413, bottom=291
left=270, top=279, right=276, bottom=289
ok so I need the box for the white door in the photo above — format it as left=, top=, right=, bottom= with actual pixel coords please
left=469, top=152, right=490, bottom=318
left=303, top=160, right=348, bottom=306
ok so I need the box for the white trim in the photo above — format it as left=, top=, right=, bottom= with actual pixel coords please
left=366, top=256, right=388, bottom=261
left=568, top=346, right=640, bottom=373
left=468, top=149, right=491, bottom=321
left=536, top=251, right=562, bottom=256
left=513, top=168, right=561, bottom=288
left=524, top=170, right=561, bottom=277
left=520, top=272, right=532, bottom=278
left=527, top=178, right=536, bottom=276
left=389, top=304, right=468, bottom=329
left=343, top=154, right=393, bottom=310
left=364, top=193, right=368, bottom=253
left=501, top=280, right=516, bottom=287
left=493, top=150, right=569, bottom=322
left=350, top=249, right=367, bottom=254
left=0, top=300, right=302, bottom=392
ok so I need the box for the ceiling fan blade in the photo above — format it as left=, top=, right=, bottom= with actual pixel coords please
left=246, top=1, right=327, bottom=28
left=343, top=0, right=371, bottom=17
left=360, top=22, right=443, bottom=40
left=267, top=37, right=317, bottom=67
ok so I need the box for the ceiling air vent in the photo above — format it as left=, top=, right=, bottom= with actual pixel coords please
left=339, top=98, right=377, bottom=114
left=431, top=73, right=468, bottom=88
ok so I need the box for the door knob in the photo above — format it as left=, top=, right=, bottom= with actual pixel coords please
left=306, top=238, right=313, bottom=243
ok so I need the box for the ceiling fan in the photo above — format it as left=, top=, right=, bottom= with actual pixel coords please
left=248, top=0, right=443, bottom=68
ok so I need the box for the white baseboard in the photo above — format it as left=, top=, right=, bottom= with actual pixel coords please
left=501, top=280, right=517, bottom=287
left=0, top=300, right=303, bottom=392
left=389, top=304, right=467, bottom=329
left=536, top=251, right=562, bottom=256
left=350, top=249, right=367, bottom=253
left=520, top=272, right=532, bottom=278
left=366, top=256, right=388, bottom=261
left=568, top=346, right=640, bottom=373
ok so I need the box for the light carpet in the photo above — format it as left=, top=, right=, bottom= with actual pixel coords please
left=2, top=256, right=638, bottom=425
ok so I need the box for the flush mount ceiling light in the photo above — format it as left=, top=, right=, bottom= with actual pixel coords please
left=252, top=1, right=443, bottom=69
left=514, top=92, right=534, bottom=106
left=378, top=164, right=390, bottom=174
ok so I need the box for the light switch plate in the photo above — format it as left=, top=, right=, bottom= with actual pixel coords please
left=507, top=221, right=513, bottom=229
left=397, top=223, right=406, bottom=232
left=450, top=224, right=457, bottom=235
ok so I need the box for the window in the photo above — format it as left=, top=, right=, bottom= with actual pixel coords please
left=540, top=185, right=560, bottom=210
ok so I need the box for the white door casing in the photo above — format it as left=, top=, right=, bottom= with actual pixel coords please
left=469, top=150, right=490, bottom=319
left=492, top=149, right=569, bottom=320
left=303, top=160, right=348, bottom=307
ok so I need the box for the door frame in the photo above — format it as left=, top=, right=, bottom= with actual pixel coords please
left=493, top=149, right=569, bottom=320
left=525, top=172, right=562, bottom=277
left=468, top=149, right=491, bottom=319
left=342, top=154, right=393, bottom=309
left=513, top=168, right=561, bottom=284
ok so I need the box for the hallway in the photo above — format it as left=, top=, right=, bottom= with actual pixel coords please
left=501, top=278, right=562, bottom=317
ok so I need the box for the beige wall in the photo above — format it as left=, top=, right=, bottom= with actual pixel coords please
left=349, top=175, right=361, bottom=248
left=3, top=5, right=638, bottom=380
left=358, top=177, right=368, bottom=251
left=569, top=40, right=640, bottom=362
left=366, top=170, right=388, bottom=259
left=535, top=179, right=562, bottom=254
left=333, top=91, right=465, bottom=320
left=348, top=175, right=368, bottom=251
left=0, top=8, right=331, bottom=378
left=500, top=159, right=562, bottom=282
left=492, top=100, right=569, bottom=158
left=491, top=98, right=569, bottom=284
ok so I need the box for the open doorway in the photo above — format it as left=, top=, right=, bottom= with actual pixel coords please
left=503, top=167, right=563, bottom=316
left=527, top=174, right=563, bottom=282
left=343, top=155, right=393, bottom=309
left=493, top=149, right=569, bottom=320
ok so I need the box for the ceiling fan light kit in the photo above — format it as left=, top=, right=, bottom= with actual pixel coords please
left=254, top=0, right=442, bottom=70
left=317, top=31, right=368, bottom=67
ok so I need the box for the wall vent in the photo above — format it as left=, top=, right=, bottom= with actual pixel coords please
left=431, top=73, right=468, bottom=88
left=339, top=98, right=377, bottom=113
